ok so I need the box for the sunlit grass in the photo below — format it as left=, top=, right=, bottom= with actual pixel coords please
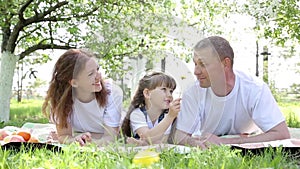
left=279, top=101, right=300, bottom=128
left=4, top=99, right=300, bottom=128
left=0, top=99, right=48, bottom=128
left=0, top=143, right=299, bottom=168
left=0, top=99, right=299, bottom=168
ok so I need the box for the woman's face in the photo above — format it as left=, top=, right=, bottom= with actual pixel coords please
left=73, top=58, right=102, bottom=95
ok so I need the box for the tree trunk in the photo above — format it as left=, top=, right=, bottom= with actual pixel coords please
left=0, top=52, right=18, bottom=122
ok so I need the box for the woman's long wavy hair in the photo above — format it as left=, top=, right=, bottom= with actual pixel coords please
left=42, top=49, right=109, bottom=129
left=121, top=72, right=176, bottom=137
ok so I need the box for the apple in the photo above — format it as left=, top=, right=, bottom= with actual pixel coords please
left=3, top=135, right=26, bottom=143
left=0, top=129, right=11, bottom=140
left=17, top=130, right=31, bottom=141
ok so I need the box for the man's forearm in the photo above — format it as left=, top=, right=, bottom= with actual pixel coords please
left=220, top=122, right=290, bottom=144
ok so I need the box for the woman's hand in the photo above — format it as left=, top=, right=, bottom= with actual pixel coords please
left=74, top=132, right=92, bottom=146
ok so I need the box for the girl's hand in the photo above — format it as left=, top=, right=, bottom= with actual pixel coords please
left=74, top=132, right=92, bottom=146
left=168, top=98, right=181, bottom=118
left=126, top=137, right=148, bottom=146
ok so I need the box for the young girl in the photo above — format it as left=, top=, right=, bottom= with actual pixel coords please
left=121, top=72, right=181, bottom=145
left=42, top=49, right=122, bottom=146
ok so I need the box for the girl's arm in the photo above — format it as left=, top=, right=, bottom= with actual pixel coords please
left=135, top=114, right=176, bottom=144
left=136, top=98, right=181, bottom=144
left=56, top=123, right=92, bottom=146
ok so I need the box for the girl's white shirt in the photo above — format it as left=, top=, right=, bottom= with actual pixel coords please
left=130, top=108, right=171, bottom=136
left=70, top=83, right=122, bottom=133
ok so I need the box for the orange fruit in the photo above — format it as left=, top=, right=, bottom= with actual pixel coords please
left=17, top=130, right=31, bottom=141
left=28, top=136, right=39, bottom=143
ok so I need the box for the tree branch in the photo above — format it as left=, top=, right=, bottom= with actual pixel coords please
left=7, top=1, right=68, bottom=52
left=16, top=25, right=42, bottom=44
left=24, top=1, right=69, bottom=26
left=18, top=41, right=75, bottom=60
left=24, top=4, right=99, bottom=26
left=104, top=45, right=141, bottom=59
left=19, top=0, right=34, bottom=22
left=73, top=6, right=99, bottom=18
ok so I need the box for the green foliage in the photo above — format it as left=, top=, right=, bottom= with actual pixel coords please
left=239, top=0, right=300, bottom=46
left=85, top=1, right=176, bottom=79
left=84, top=0, right=236, bottom=79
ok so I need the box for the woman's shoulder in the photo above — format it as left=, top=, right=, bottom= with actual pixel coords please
left=104, top=78, right=113, bottom=91
left=104, top=79, right=123, bottom=97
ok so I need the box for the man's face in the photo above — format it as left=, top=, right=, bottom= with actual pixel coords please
left=193, top=47, right=225, bottom=88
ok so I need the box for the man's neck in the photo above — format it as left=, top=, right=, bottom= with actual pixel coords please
left=212, top=71, right=235, bottom=97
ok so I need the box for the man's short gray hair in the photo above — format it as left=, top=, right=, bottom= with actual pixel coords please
left=194, top=36, right=234, bottom=64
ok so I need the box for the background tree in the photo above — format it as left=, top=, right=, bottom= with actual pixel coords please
left=240, top=0, right=299, bottom=98
left=0, top=0, right=239, bottom=122
left=15, top=52, right=49, bottom=102
left=239, top=0, right=300, bottom=46
left=0, top=0, right=175, bottom=122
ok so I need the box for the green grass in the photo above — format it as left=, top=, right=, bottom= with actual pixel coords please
left=0, top=143, right=299, bottom=168
left=3, top=99, right=300, bottom=128
left=279, top=101, right=300, bottom=128
left=0, top=99, right=48, bottom=128
left=0, top=99, right=299, bottom=168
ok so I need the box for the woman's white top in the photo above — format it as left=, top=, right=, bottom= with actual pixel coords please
left=70, top=83, right=122, bottom=133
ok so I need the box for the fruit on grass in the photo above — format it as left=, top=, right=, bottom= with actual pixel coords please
left=28, top=136, right=40, bottom=143
left=0, top=129, right=11, bottom=140
left=17, top=130, right=31, bottom=141
left=132, top=150, right=160, bottom=167
left=3, top=135, right=26, bottom=143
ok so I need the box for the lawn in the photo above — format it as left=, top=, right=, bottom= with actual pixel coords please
left=0, top=99, right=299, bottom=168
left=3, top=99, right=300, bottom=128
left=1, top=141, right=300, bottom=168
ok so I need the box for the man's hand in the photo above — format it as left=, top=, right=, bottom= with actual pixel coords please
left=198, top=133, right=222, bottom=146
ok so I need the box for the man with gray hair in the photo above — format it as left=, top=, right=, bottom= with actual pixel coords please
left=173, top=36, right=290, bottom=148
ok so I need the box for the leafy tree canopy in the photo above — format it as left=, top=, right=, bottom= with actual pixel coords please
left=239, top=0, right=300, bottom=46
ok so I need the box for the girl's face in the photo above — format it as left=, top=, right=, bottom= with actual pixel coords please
left=72, top=58, right=102, bottom=96
left=147, top=85, right=174, bottom=110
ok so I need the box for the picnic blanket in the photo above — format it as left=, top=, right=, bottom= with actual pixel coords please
left=0, top=122, right=57, bottom=145
left=2, top=122, right=300, bottom=156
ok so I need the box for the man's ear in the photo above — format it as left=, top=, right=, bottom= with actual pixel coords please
left=143, top=88, right=151, bottom=99
left=223, top=57, right=232, bottom=69
left=69, top=79, right=78, bottom=88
